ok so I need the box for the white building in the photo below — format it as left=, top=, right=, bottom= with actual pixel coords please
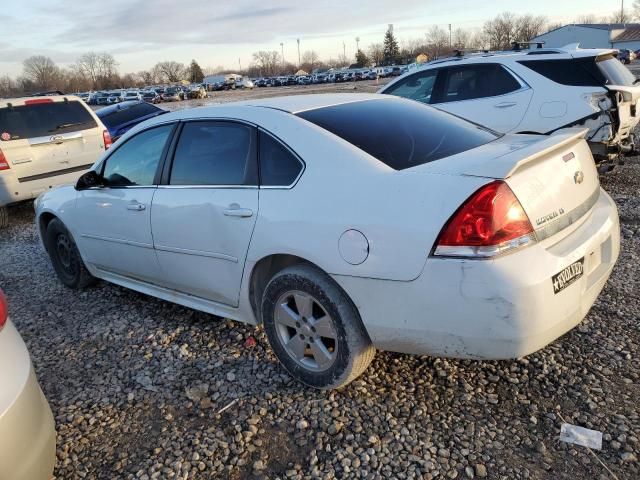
left=531, top=23, right=640, bottom=50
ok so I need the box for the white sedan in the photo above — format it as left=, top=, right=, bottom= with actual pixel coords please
left=35, top=94, right=620, bottom=389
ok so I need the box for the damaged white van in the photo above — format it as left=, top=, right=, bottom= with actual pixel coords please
left=380, top=45, right=640, bottom=171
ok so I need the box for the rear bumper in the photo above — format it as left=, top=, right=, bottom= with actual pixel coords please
left=0, top=322, right=56, bottom=480
left=0, top=167, right=90, bottom=207
left=333, top=188, right=620, bottom=359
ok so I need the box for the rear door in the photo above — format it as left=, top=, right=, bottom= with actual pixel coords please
left=0, top=98, right=104, bottom=182
left=433, top=63, right=533, bottom=133
left=151, top=120, right=259, bottom=306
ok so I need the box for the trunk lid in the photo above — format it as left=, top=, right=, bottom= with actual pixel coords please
left=424, top=128, right=600, bottom=242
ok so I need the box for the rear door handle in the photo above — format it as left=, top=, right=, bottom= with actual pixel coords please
left=494, top=102, right=517, bottom=108
left=223, top=207, right=253, bottom=217
left=127, top=202, right=146, bottom=211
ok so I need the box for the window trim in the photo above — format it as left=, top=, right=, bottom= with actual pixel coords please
left=161, top=118, right=259, bottom=188
left=257, top=128, right=306, bottom=190
left=95, top=121, right=179, bottom=189
left=433, top=63, right=529, bottom=105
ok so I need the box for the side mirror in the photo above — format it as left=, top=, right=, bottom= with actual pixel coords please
left=75, top=170, right=104, bottom=190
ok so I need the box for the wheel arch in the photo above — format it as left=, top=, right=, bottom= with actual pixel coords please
left=248, top=254, right=327, bottom=324
left=38, top=211, right=58, bottom=249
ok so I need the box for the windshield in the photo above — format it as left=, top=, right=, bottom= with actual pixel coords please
left=297, top=98, right=498, bottom=170
left=597, top=55, right=637, bottom=86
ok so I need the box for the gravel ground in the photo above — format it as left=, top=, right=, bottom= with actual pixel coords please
left=1, top=96, right=639, bottom=479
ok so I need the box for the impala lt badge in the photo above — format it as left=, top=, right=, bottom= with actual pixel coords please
left=574, top=171, right=584, bottom=184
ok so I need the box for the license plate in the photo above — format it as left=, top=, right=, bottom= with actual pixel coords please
left=552, top=257, right=585, bottom=294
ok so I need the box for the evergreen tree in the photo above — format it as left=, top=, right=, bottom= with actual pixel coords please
left=189, top=59, right=204, bottom=83
left=355, top=49, right=370, bottom=67
left=383, top=27, right=399, bottom=65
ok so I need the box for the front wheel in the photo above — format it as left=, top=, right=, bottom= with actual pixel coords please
left=261, top=264, right=375, bottom=389
left=44, top=218, right=96, bottom=289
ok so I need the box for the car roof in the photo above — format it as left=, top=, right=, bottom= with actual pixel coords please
left=232, top=93, right=385, bottom=113
left=1, top=94, right=83, bottom=107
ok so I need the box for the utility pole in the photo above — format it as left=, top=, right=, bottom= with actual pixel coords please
left=297, top=38, right=301, bottom=67
left=280, top=42, right=284, bottom=71
left=449, top=24, right=452, bottom=48
left=622, top=0, right=625, bottom=23
left=356, top=36, right=360, bottom=52
left=343, top=41, right=346, bottom=63
left=238, top=58, right=241, bottom=72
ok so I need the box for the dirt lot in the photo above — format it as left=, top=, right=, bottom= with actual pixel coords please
left=2, top=83, right=639, bottom=480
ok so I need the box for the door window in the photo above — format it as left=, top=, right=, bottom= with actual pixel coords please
left=259, top=131, right=303, bottom=186
left=101, top=124, right=173, bottom=186
left=169, top=121, right=257, bottom=186
left=440, top=64, right=521, bottom=103
left=382, top=69, right=438, bottom=104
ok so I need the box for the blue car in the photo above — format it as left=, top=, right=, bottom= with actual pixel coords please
left=96, top=101, right=167, bottom=141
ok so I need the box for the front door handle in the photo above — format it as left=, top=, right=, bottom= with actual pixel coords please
left=494, top=102, right=517, bottom=108
left=223, top=207, right=253, bottom=217
left=127, top=202, right=146, bottom=211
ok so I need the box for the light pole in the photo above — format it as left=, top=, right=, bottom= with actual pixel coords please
left=238, top=58, right=241, bottom=72
left=449, top=24, right=452, bottom=49
left=297, top=38, right=301, bottom=67
left=356, top=36, right=360, bottom=53
left=342, top=41, right=346, bottom=64
left=280, top=42, right=285, bottom=71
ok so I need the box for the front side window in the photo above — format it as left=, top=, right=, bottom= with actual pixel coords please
left=102, top=124, right=173, bottom=186
left=440, top=64, right=521, bottom=103
left=259, top=131, right=303, bottom=186
left=382, top=69, right=438, bottom=104
left=169, top=121, right=257, bottom=186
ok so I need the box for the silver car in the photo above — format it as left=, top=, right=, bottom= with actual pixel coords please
left=0, top=289, right=56, bottom=479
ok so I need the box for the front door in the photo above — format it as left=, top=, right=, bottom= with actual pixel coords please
left=151, top=121, right=259, bottom=306
left=74, top=124, right=174, bottom=282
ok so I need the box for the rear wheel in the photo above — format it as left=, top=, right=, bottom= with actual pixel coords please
left=0, top=207, right=8, bottom=229
left=45, top=218, right=96, bottom=289
left=261, top=264, right=375, bottom=389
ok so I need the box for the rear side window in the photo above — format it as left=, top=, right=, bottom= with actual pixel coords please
left=382, top=69, right=438, bottom=104
left=259, top=131, right=303, bottom=186
left=170, top=121, right=257, bottom=186
left=0, top=100, right=97, bottom=141
left=518, top=58, right=604, bottom=86
left=440, top=64, right=521, bottom=103
left=297, top=98, right=498, bottom=170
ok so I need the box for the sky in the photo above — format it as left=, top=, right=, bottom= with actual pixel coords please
left=0, top=0, right=625, bottom=76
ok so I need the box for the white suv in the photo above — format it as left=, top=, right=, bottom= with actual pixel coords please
left=0, top=95, right=110, bottom=226
left=379, top=45, right=640, bottom=169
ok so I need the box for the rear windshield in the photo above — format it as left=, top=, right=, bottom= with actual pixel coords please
left=518, top=54, right=636, bottom=87
left=596, top=54, right=636, bottom=86
left=0, top=100, right=97, bottom=141
left=97, top=102, right=163, bottom=128
left=296, top=98, right=498, bottom=170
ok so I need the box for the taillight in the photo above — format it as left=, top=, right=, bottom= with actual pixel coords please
left=0, top=149, right=9, bottom=170
left=0, top=289, right=7, bottom=331
left=434, top=181, right=535, bottom=258
left=103, top=130, right=112, bottom=149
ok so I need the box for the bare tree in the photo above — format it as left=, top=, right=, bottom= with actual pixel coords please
left=0, top=75, right=17, bottom=98
left=367, top=43, right=384, bottom=66
left=483, top=12, right=519, bottom=50
left=516, top=14, right=547, bottom=42
left=252, top=51, right=280, bottom=76
left=609, top=9, right=632, bottom=23
left=154, top=61, right=185, bottom=83
left=138, top=70, right=156, bottom=85
left=301, top=50, right=321, bottom=72
left=575, top=14, right=598, bottom=24
left=425, top=26, right=449, bottom=58
left=22, top=55, right=61, bottom=90
left=452, top=28, right=470, bottom=49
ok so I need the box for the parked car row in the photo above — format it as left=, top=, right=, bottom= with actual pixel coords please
left=252, top=66, right=407, bottom=88
left=77, top=84, right=208, bottom=106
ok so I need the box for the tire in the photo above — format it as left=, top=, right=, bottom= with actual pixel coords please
left=0, top=207, right=8, bottom=229
left=261, top=264, right=375, bottom=389
left=44, top=218, right=96, bottom=289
